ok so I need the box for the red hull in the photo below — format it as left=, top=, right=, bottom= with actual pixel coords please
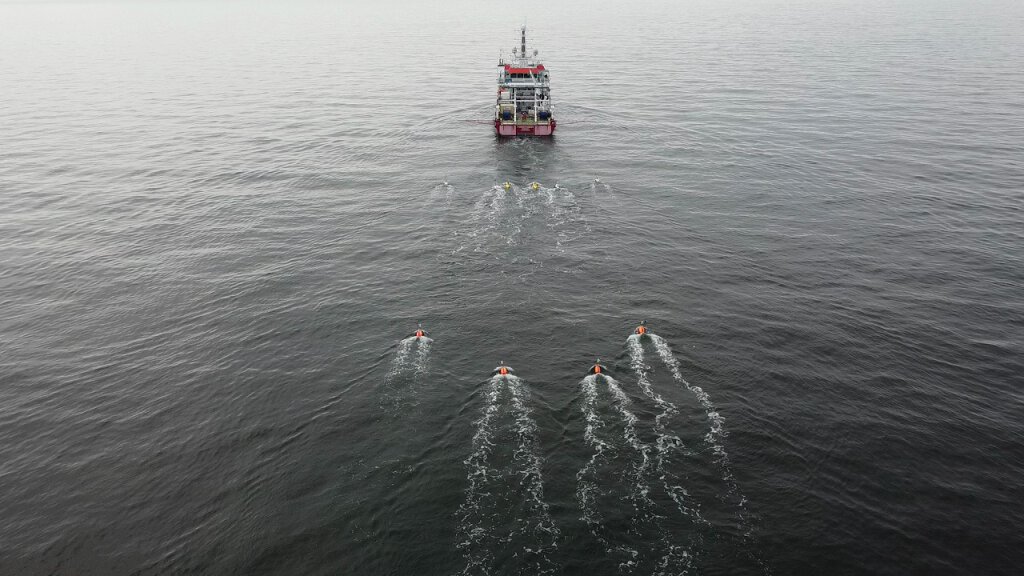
left=494, top=120, right=556, bottom=137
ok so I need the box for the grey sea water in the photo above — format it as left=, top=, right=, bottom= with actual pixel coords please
left=2, top=0, right=1023, bottom=574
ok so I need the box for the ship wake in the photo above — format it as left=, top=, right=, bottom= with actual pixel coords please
left=457, top=182, right=590, bottom=256
left=633, top=332, right=768, bottom=574
left=380, top=336, right=432, bottom=411
left=457, top=374, right=559, bottom=576
left=576, top=372, right=701, bottom=574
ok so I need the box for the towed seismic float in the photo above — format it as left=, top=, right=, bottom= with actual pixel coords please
left=495, top=27, right=555, bottom=137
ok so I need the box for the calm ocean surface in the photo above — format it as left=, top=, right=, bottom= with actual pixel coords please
left=2, top=0, right=1023, bottom=574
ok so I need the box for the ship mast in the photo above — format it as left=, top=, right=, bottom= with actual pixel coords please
left=520, top=26, right=527, bottom=62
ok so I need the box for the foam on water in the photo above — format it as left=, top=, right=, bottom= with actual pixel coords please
left=506, top=376, right=560, bottom=574
left=576, top=375, right=646, bottom=570
left=654, top=544, right=693, bottom=576
left=474, top=183, right=527, bottom=249
left=484, top=185, right=508, bottom=247
left=456, top=376, right=503, bottom=575
left=603, top=375, right=654, bottom=511
left=545, top=185, right=591, bottom=250
left=649, top=335, right=727, bottom=466
left=456, top=182, right=593, bottom=256
left=512, top=183, right=526, bottom=208
left=590, top=179, right=613, bottom=197
left=387, top=336, right=417, bottom=380
left=576, top=375, right=609, bottom=533
left=649, top=334, right=767, bottom=573
left=626, top=335, right=682, bottom=474
left=463, top=185, right=503, bottom=250
left=384, top=335, right=432, bottom=384
left=457, top=375, right=559, bottom=575
left=414, top=337, right=432, bottom=375
left=608, top=371, right=698, bottom=570
left=379, top=336, right=428, bottom=412
left=473, top=185, right=496, bottom=215
left=626, top=334, right=705, bottom=568
left=429, top=181, right=455, bottom=204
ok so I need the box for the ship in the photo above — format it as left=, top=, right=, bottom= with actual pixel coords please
left=494, top=27, right=555, bottom=137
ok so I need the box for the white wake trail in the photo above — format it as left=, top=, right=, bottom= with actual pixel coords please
left=512, top=183, right=527, bottom=208
left=627, top=335, right=681, bottom=469
left=385, top=336, right=432, bottom=383
left=457, top=376, right=503, bottom=575
left=414, top=337, right=432, bottom=375
left=576, top=375, right=609, bottom=533
left=429, top=182, right=455, bottom=204
left=477, top=184, right=526, bottom=248
left=458, top=375, right=559, bottom=575
left=603, top=375, right=655, bottom=512
left=384, top=336, right=419, bottom=386
left=627, top=335, right=705, bottom=526
left=491, top=184, right=508, bottom=217
left=473, top=186, right=496, bottom=219
left=650, top=335, right=727, bottom=466
left=610, top=370, right=699, bottom=571
left=380, top=336, right=431, bottom=412
left=577, top=375, right=643, bottom=570
left=649, top=333, right=766, bottom=574
left=464, top=186, right=501, bottom=253
left=507, top=376, right=560, bottom=573
left=546, top=185, right=591, bottom=247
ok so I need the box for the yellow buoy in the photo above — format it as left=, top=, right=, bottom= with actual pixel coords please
left=531, top=182, right=540, bottom=191
left=503, top=181, right=512, bottom=190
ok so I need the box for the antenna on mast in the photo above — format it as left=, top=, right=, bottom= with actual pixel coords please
left=521, top=26, right=527, bottom=60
